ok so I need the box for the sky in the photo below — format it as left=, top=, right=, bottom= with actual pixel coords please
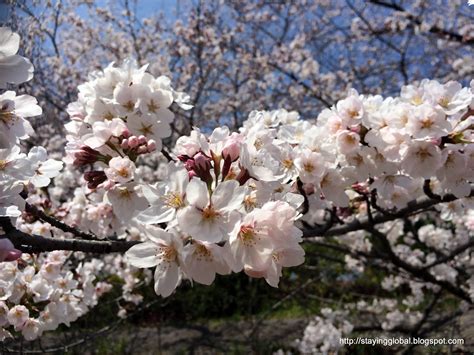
left=74, top=0, right=191, bottom=22
left=0, top=0, right=192, bottom=27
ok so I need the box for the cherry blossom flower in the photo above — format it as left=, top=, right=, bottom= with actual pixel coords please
left=294, top=148, right=326, bottom=184
left=0, top=27, right=33, bottom=88
left=0, top=91, right=41, bottom=147
left=401, top=141, right=443, bottom=178
left=182, top=241, right=231, bottom=285
left=104, top=156, right=136, bottom=184
left=27, top=147, right=64, bottom=188
left=105, top=183, right=148, bottom=221
left=126, top=226, right=184, bottom=297
left=138, top=163, right=189, bottom=224
left=178, top=179, right=245, bottom=243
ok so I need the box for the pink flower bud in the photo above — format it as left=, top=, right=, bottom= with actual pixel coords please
left=73, top=146, right=101, bottom=167
left=121, top=139, right=129, bottom=149
left=138, top=135, right=147, bottom=145
left=84, top=171, right=107, bottom=189
left=177, top=154, right=190, bottom=162
left=0, top=239, right=22, bottom=262
left=184, top=159, right=196, bottom=171
left=128, top=136, right=139, bottom=148
left=122, top=128, right=131, bottom=138
left=222, top=133, right=243, bottom=162
left=147, top=140, right=157, bottom=152
left=350, top=125, right=361, bottom=133
left=194, top=152, right=211, bottom=172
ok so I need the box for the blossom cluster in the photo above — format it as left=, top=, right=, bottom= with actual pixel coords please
left=296, top=308, right=353, bottom=354
left=60, top=66, right=474, bottom=299
left=0, top=27, right=63, bottom=259
left=297, top=198, right=474, bottom=353
left=126, top=121, right=307, bottom=295
left=0, top=249, right=112, bottom=341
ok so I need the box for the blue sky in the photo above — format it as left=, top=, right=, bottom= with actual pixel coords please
left=74, top=0, right=191, bottom=22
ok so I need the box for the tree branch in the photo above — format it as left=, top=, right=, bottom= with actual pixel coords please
left=367, top=227, right=472, bottom=304
left=25, top=203, right=103, bottom=241
left=303, top=185, right=474, bottom=238
left=4, top=228, right=139, bottom=254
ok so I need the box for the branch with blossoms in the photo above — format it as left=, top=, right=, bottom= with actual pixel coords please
left=1, top=23, right=474, bottom=349
left=302, top=185, right=474, bottom=238
left=1, top=227, right=140, bottom=254
left=0, top=184, right=471, bottom=256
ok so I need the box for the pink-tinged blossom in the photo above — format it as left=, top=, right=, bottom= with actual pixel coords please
left=83, top=118, right=127, bottom=149
left=138, top=163, right=188, bottom=224
left=7, top=305, right=29, bottom=330
left=0, top=27, right=33, bottom=88
left=229, top=201, right=304, bottom=280
left=183, top=241, right=232, bottom=285
left=177, top=179, right=245, bottom=243
left=401, top=141, right=443, bottom=179
left=174, top=128, right=209, bottom=157
left=294, top=148, right=326, bottom=184
left=423, top=80, right=472, bottom=115
left=406, top=104, right=451, bottom=139
left=21, top=318, right=41, bottom=340
left=127, top=112, right=172, bottom=148
left=27, top=147, right=64, bottom=188
left=222, top=132, right=244, bottom=161
left=0, top=91, right=41, bottom=147
left=0, top=239, right=21, bottom=262
left=104, top=156, right=136, bottom=184
left=105, top=183, right=148, bottom=221
left=247, top=245, right=305, bottom=287
left=336, top=130, right=361, bottom=155
left=336, top=90, right=364, bottom=126
left=126, top=226, right=184, bottom=297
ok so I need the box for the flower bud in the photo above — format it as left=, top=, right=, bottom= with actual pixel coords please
left=73, top=146, right=101, bottom=167
left=122, top=128, right=131, bottom=138
left=184, top=159, right=195, bottom=171
left=84, top=171, right=107, bottom=189
left=194, top=152, right=211, bottom=173
left=147, top=139, right=157, bottom=152
left=138, top=135, right=147, bottom=145
left=121, top=139, right=129, bottom=149
left=0, top=239, right=22, bottom=262
left=128, top=136, right=139, bottom=148
left=222, top=133, right=243, bottom=162
left=177, top=154, right=190, bottom=162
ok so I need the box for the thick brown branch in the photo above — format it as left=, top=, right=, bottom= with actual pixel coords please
left=5, top=228, right=140, bottom=254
